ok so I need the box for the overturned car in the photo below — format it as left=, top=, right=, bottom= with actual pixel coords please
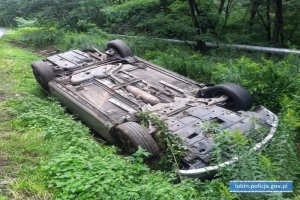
left=31, top=40, right=278, bottom=178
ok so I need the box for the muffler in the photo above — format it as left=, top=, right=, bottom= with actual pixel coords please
left=125, top=86, right=160, bottom=105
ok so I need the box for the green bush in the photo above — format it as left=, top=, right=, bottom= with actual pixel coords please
left=104, top=0, right=161, bottom=34
left=211, top=56, right=300, bottom=112
left=5, top=27, right=110, bottom=51
left=8, top=27, right=60, bottom=48
left=14, top=17, right=38, bottom=27
left=56, top=28, right=110, bottom=51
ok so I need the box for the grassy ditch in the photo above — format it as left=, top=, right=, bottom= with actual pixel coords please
left=0, top=34, right=226, bottom=200
left=0, top=28, right=300, bottom=199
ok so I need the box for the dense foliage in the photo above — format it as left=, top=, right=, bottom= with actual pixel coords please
left=1, top=0, right=300, bottom=47
left=0, top=0, right=300, bottom=199
left=1, top=27, right=299, bottom=199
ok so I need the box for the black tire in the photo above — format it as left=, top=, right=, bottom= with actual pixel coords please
left=107, top=39, right=133, bottom=58
left=32, top=61, right=55, bottom=91
left=201, top=83, right=253, bottom=111
left=115, top=122, right=159, bottom=156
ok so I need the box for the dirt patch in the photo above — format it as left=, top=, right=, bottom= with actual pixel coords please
left=0, top=158, right=12, bottom=197
left=8, top=40, right=35, bottom=52
left=0, top=94, right=5, bottom=102
left=0, top=108, right=14, bottom=197
left=0, top=93, right=22, bottom=104
left=8, top=40, right=60, bottom=56
left=36, top=47, right=60, bottom=56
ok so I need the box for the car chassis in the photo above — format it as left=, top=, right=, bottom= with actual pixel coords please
left=32, top=40, right=278, bottom=178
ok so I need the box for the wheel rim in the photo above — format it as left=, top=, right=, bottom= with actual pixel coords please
left=211, top=90, right=237, bottom=110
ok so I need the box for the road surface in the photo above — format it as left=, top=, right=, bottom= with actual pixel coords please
left=0, top=28, right=7, bottom=38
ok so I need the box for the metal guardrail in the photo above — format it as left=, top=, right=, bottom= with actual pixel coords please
left=112, top=34, right=300, bottom=56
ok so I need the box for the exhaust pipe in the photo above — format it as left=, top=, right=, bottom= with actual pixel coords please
left=125, top=86, right=160, bottom=105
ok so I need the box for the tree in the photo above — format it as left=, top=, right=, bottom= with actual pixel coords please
left=272, top=0, right=283, bottom=45
left=266, top=0, right=271, bottom=42
left=1, top=0, right=300, bottom=48
left=248, top=0, right=261, bottom=33
left=187, top=0, right=206, bottom=50
left=218, top=0, right=226, bottom=15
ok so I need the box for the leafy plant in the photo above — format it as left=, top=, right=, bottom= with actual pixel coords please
left=14, top=17, right=37, bottom=27
left=125, top=146, right=152, bottom=163
left=137, top=112, right=186, bottom=171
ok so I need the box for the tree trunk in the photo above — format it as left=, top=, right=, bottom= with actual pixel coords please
left=160, top=0, right=168, bottom=13
left=187, top=0, right=206, bottom=50
left=272, top=0, right=283, bottom=45
left=219, top=0, right=233, bottom=36
left=187, top=0, right=200, bottom=34
left=266, top=0, right=271, bottom=42
left=248, top=0, right=260, bottom=33
left=218, top=0, right=226, bottom=15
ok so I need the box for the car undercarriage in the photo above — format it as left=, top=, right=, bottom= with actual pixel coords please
left=31, top=40, right=278, bottom=178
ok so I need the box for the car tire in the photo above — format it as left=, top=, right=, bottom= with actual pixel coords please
left=116, top=122, right=159, bottom=156
left=200, top=83, right=253, bottom=111
left=32, top=61, right=55, bottom=92
left=107, top=39, right=133, bottom=58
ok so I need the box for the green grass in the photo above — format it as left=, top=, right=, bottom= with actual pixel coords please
left=1, top=28, right=300, bottom=199
left=0, top=34, right=229, bottom=200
